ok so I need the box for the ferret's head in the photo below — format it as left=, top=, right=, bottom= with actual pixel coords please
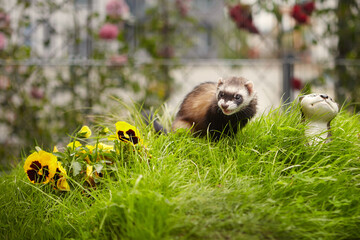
left=299, top=93, right=339, bottom=122
left=216, top=77, right=256, bottom=115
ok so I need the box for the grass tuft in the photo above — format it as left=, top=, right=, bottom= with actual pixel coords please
left=1, top=105, right=360, bottom=239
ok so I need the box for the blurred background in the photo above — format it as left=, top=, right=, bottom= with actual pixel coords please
left=0, top=0, right=359, bottom=166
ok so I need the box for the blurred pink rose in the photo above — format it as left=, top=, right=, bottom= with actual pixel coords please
left=30, top=87, right=44, bottom=100
left=106, top=0, right=130, bottom=19
left=110, top=55, right=128, bottom=66
left=175, top=0, right=191, bottom=17
left=0, top=12, right=10, bottom=30
left=99, top=23, right=119, bottom=40
left=5, top=111, right=16, bottom=124
left=0, top=76, right=10, bottom=90
left=0, top=32, right=6, bottom=50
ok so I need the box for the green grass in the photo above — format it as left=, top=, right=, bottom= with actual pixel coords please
left=1, top=106, right=360, bottom=240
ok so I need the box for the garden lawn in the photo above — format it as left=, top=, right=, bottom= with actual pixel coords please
left=1, top=107, right=360, bottom=240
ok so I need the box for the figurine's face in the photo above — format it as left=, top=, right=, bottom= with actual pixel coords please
left=299, top=94, right=339, bottom=122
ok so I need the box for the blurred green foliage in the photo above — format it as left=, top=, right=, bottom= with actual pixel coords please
left=0, top=0, right=195, bottom=166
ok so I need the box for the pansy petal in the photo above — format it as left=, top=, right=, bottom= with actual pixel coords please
left=78, top=125, right=92, bottom=138
left=108, top=135, right=117, bottom=141
left=85, top=144, right=96, bottom=152
left=57, top=162, right=67, bottom=175
left=67, top=141, right=82, bottom=149
left=98, top=143, right=114, bottom=152
left=53, top=146, right=59, bottom=152
left=57, top=177, right=70, bottom=191
left=103, top=127, right=109, bottom=133
left=86, top=165, right=93, bottom=177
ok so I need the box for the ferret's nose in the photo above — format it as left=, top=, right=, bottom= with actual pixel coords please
left=221, top=104, right=228, bottom=110
left=320, top=94, right=328, bottom=99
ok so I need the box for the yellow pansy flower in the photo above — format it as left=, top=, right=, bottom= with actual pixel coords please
left=24, top=150, right=58, bottom=184
left=101, top=127, right=110, bottom=134
left=97, top=143, right=114, bottom=152
left=86, top=143, right=114, bottom=152
left=84, top=142, right=114, bottom=163
left=78, top=125, right=92, bottom=138
left=56, top=177, right=70, bottom=191
left=85, top=144, right=95, bottom=152
left=85, top=164, right=96, bottom=187
left=53, top=162, right=70, bottom=191
left=114, top=121, right=142, bottom=145
left=67, top=141, right=82, bottom=149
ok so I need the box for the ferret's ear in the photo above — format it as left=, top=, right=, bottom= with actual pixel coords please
left=217, top=78, right=224, bottom=86
left=245, top=81, right=254, bottom=95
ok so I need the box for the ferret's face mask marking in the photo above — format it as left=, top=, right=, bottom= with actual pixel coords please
left=300, top=94, right=339, bottom=122
left=216, top=78, right=254, bottom=116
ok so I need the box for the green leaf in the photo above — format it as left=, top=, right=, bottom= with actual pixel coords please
left=94, top=163, right=103, bottom=174
left=71, top=162, right=82, bottom=176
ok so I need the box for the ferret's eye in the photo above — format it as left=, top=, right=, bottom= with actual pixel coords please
left=235, top=94, right=242, bottom=100
left=219, top=91, right=225, bottom=97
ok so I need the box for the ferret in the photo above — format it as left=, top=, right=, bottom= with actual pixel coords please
left=299, top=93, right=339, bottom=144
left=145, top=76, right=257, bottom=140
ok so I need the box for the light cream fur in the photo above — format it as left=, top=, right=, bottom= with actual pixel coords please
left=216, top=80, right=255, bottom=115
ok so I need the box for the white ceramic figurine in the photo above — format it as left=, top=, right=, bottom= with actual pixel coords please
left=299, top=93, right=339, bottom=145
